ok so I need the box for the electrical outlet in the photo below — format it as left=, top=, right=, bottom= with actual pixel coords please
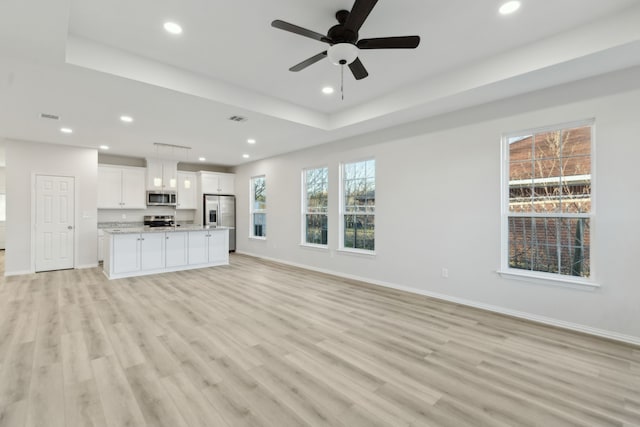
left=442, top=268, right=449, bottom=278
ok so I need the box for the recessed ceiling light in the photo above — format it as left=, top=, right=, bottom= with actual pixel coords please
left=247, top=138, right=256, bottom=144
left=60, top=127, right=73, bottom=134
left=163, top=22, right=183, bottom=35
left=120, top=115, right=133, bottom=123
left=322, top=86, right=335, bottom=95
left=198, top=157, right=206, bottom=161
left=499, top=1, right=521, bottom=15
left=99, top=145, right=110, bottom=150
left=242, top=154, right=250, bottom=159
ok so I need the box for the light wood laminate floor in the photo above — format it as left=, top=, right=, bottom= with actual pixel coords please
left=0, top=250, right=639, bottom=427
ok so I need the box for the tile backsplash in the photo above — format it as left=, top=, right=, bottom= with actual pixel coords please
left=97, top=206, right=196, bottom=223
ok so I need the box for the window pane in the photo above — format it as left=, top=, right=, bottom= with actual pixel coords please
left=344, top=214, right=375, bottom=251
left=305, top=214, right=327, bottom=245
left=508, top=216, right=590, bottom=277
left=253, top=176, right=266, bottom=210
left=253, top=213, right=266, bottom=237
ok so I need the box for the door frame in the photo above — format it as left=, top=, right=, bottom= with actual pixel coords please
left=30, top=173, right=78, bottom=273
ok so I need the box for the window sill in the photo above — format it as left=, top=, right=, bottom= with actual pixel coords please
left=497, top=269, right=601, bottom=290
left=337, top=248, right=376, bottom=257
left=299, top=243, right=328, bottom=250
left=249, top=236, right=267, bottom=241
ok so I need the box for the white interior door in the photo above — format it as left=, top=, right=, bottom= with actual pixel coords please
left=35, top=175, right=75, bottom=272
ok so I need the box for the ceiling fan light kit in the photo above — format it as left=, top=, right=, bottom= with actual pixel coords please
left=327, top=43, right=359, bottom=65
left=271, top=0, right=420, bottom=90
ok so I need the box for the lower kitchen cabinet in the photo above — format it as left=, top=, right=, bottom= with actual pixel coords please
left=140, top=232, right=165, bottom=271
left=188, top=230, right=229, bottom=265
left=165, top=231, right=188, bottom=267
left=112, top=233, right=140, bottom=274
left=104, top=228, right=229, bottom=279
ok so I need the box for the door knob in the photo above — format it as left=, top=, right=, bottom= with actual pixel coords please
left=68, top=226, right=73, bottom=230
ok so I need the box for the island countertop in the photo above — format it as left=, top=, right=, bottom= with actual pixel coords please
left=102, top=225, right=233, bottom=234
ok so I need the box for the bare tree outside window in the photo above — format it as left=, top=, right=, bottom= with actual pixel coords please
left=506, top=124, right=592, bottom=277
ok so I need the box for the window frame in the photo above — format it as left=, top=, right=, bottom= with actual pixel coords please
left=499, top=118, right=598, bottom=288
left=249, top=175, right=267, bottom=240
left=339, top=157, right=376, bottom=255
left=301, top=166, right=329, bottom=248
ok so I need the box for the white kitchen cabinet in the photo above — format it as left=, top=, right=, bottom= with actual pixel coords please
left=112, top=233, right=140, bottom=274
left=188, top=230, right=209, bottom=265
left=165, top=231, right=188, bottom=267
left=146, top=159, right=178, bottom=191
left=140, top=232, right=165, bottom=271
left=209, top=229, right=229, bottom=264
left=177, top=171, right=197, bottom=210
left=188, top=230, right=228, bottom=265
left=98, top=165, right=146, bottom=209
left=199, top=172, right=235, bottom=195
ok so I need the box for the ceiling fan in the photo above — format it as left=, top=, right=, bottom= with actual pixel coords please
left=271, top=0, right=420, bottom=81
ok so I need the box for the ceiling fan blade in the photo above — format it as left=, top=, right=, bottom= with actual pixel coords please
left=348, top=57, right=369, bottom=80
left=357, top=36, right=420, bottom=49
left=289, top=51, right=328, bottom=72
left=344, top=0, right=378, bottom=33
left=271, top=20, right=332, bottom=44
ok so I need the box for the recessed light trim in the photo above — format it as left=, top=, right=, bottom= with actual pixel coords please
left=163, top=21, right=183, bottom=35
left=322, top=86, right=335, bottom=95
left=60, top=127, right=73, bottom=134
left=99, top=145, right=110, bottom=150
left=242, top=154, right=250, bottom=159
left=198, top=157, right=206, bottom=162
left=120, top=115, right=133, bottom=123
left=247, top=139, right=256, bottom=144
left=499, top=1, right=521, bottom=15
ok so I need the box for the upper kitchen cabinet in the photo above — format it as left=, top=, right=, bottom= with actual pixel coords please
left=199, top=172, right=235, bottom=195
left=98, top=165, right=146, bottom=209
left=176, top=171, right=197, bottom=210
left=146, top=159, right=178, bottom=191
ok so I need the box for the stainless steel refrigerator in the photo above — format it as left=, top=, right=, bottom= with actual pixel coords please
left=203, top=194, right=236, bottom=251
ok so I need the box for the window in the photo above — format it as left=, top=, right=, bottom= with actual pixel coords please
left=302, top=167, right=328, bottom=246
left=250, top=175, right=266, bottom=238
left=341, top=159, right=375, bottom=252
left=502, top=120, right=593, bottom=281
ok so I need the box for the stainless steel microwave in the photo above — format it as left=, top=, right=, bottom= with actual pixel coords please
left=146, top=191, right=177, bottom=207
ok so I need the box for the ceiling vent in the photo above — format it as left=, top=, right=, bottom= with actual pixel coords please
left=228, top=115, right=248, bottom=123
left=40, top=113, right=60, bottom=120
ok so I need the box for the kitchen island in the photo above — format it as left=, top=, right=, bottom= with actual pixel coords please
left=103, top=226, right=229, bottom=279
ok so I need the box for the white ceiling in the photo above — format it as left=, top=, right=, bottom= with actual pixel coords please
left=1, top=0, right=640, bottom=166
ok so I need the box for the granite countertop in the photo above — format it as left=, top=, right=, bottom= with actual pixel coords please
left=102, top=225, right=233, bottom=234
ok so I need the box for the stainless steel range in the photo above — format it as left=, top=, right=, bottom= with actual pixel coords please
left=143, top=215, right=175, bottom=227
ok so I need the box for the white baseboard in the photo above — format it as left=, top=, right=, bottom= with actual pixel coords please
left=235, top=251, right=640, bottom=347
left=4, top=270, right=34, bottom=277
left=76, top=263, right=99, bottom=269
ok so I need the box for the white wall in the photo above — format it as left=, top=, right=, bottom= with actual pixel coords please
left=233, top=67, right=640, bottom=343
left=0, top=166, right=5, bottom=250
left=5, top=140, right=98, bottom=274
